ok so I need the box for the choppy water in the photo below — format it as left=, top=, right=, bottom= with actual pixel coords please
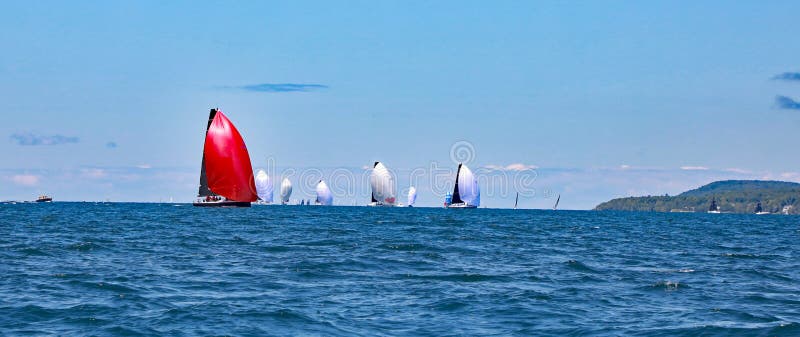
left=1, top=203, right=799, bottom=336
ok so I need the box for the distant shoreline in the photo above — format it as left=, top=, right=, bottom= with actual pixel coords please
left=595, top=180, right=799, bottom=215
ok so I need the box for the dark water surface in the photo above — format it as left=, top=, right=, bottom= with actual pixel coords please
left=1, top=203, right=799, bottom=336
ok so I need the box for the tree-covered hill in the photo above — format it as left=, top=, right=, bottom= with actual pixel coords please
left=594, top=180, right=800, bottom=214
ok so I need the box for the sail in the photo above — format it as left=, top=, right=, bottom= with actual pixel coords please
left=370, top=161, right=396, bottom=205
left=456, top=164, right=480, bottom=206
left=407, top=186, right=417, bottom=207
left=255, top=170, right=273, bottom=203
left=755, top=202, right=763, bottom=213
left=202, top=110, right=257, bottom=202
left=280, top=178, right=293, bottom=204
left=514, top=192, right=519, bottom=209
left=198, top=109, right=218, bottom=197
left=370, top=162, right=378, bottom=203
left=451, top=164, right=463, bottom=205
left=316, top=180, right=333, bottom=206
left=553, top=194, right=560, bottom=210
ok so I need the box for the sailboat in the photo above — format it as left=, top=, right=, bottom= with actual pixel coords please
left=368, top=161, right=396, bottom=206
left=316, top=180, right=333, bottom=206
left=553, top=194, right=560, bottom=211
left=445, top=163, right=480, bottom=208
left=280, top=178, right=292, bottom=205
left=254, top=170, right=274, bottom=205
left=407, top=186, right=417, bottom=208
left=193, top=109, right=258, bottom=207
left=755, top=202, right=770, bottom=215
left=708, top=197, right=721, bottom=214
left=513, top=192, right=519, bottom=209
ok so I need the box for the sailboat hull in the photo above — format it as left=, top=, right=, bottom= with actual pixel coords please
left=192, top=200, right=251, bottom=208
left=446, top=203, right=478, bottom=209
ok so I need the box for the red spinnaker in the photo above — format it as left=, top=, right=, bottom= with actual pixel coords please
left=203, top=111, right=258, bottom=202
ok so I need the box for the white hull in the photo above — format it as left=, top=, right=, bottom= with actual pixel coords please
left=367, top=202, right=395, bottom=207
left=755, top=212, right=771, bottom=215
left=707, top=210, right=721, bottom=214
left=446, top=203, right=478, bottom=209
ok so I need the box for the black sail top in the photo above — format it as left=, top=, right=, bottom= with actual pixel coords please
left=197, top=109, right=219, bottom=197
left=451, top=163, right=464, bottom=205
left=371, top=162, right=378, bottom=203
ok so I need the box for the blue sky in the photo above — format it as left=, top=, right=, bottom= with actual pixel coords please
left=2, top=1, right=800, bottom=208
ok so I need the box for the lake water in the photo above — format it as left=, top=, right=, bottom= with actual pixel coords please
left=1, top=203, right=798, bottom=336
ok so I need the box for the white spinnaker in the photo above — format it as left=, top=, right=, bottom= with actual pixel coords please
left=255, top=170, right=274, bottom=203
left=280, top=178, right=292, bottom=203
left=316, top=180, right=333, bottom=206
left=370, top=162, right=396, bottom=205
left=457, top=164, right=480, bottom=206
left=407, top=186, right=417, bottom=206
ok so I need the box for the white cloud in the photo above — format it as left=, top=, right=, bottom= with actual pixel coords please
left=136, top=164, right=152, bottom=169
left=620, top=164, right=631, bottom=170
left=724, top=168, right=751, bottom=174
left=81, top=168, right=107, bottom=179
left=11, top=174, right=39, bottom=186
left=504, top=163, right=538, bottom=171
left=680, top=166, right=709, bottom=171
left=484, top=163, right=538, bottom=171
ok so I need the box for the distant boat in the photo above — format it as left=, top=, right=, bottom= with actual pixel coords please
left=708, top=197, right=721, bottom=214
left=407, top=186, right=417, bottom=208
left=193, top=109, right=258, bottom=208
left=254, top=170, right=274, bottom=205
left=35, top=195, right=53, bottom=203
left=280, top=178, right=292, bottom=205
left=445, top=163, right=480, bottom=208
left=316, top=180, right=333, bottom=206
left=300, top=199, right=305, bottom=206
left=755, top=202, right=770, bottom=215
left=553, top=194, right=560, bottom=211
left=513, top=192, right=519, bottom=210
left=368, top=162, right=396, bottom=207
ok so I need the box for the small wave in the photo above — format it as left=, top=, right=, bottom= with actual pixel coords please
left=565, top=260, right=598, bottom=273
left=722, top=253, right=759, bottom=259
left=647, top=280, right=686, bottom=291
left=19, top=247, right=51, bottom=256
left=67, top=280, right=138, bottom=294
left=430, top=299, right=469, bottom=311
left=67, top=241, right=103, bottom=251
left=401, top=273, right=506, bottom=283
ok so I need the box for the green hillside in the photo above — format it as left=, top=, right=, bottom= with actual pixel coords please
left=595, top=180, right=800, bottom=214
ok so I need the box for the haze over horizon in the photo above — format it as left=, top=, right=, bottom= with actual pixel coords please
left=3, top=1, right=800, bottom=208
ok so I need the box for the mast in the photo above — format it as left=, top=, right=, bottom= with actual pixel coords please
left=514, top=192, right=519, bottom=209
left=553, top=194, right=560, bottom=210
left=198, top=109, right=218, bottom=197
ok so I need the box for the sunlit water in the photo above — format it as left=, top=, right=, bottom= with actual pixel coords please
left=1, top=203, right=799, bottom=336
